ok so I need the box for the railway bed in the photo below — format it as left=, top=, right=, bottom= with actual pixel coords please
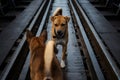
left=0, top=0, right=120, bottom=80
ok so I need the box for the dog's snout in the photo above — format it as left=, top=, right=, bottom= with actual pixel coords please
left=57, top=30, right=63, bottom=35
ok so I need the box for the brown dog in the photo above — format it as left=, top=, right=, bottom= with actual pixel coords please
left=51, top=7, right=70, bottom=68
left=26, top=30, right=63, bottom=80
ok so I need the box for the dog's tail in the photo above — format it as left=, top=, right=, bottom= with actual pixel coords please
left=44, top=40, right=55, bottom=80
left=53, top=7, right=62, bottom=16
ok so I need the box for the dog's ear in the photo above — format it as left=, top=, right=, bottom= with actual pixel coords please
left=26, top=30, right=34, bottom=44
left=51, top=16, right=55, bottom=21
left=64, top=16, right=70, bottom=23
left=39, top=30, right=47, bottom=43
left=51, top=16, right=57, bottom=21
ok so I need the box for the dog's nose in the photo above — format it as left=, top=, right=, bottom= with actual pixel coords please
left=57, top=30, right=63, bottom=35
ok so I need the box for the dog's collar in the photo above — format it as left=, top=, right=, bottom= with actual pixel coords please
left=53, top=28, right=66, bottom=39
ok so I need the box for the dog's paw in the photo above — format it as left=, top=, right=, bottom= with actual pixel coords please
left=61, top=60, right=65, bottom=68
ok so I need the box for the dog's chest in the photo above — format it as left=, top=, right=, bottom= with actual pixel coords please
left=56, top=39, right=66, bottom=45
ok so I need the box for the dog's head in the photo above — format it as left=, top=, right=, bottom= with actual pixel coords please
left=26, top=30, right=47, bottom=53
left=51, top=15, right=70, bottom=38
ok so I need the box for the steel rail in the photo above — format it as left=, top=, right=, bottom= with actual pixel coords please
left=69, top=0, right=105, bottom=80
left=74, top=0, right=120, bottom=79
left=76, top=0, right=120, bottom=79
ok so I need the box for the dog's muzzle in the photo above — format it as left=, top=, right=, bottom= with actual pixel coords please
left=54, top=29, right=65, bottom=39
left=57, top=30, right=64, bottom=37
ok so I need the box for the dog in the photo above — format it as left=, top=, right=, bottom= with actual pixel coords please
left=26, top=30, right=63, bottom=80
left=51, top=7, right=70, bottom=68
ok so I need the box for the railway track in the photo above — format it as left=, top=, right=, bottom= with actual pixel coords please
left=0, top=0, right=120, bottom=80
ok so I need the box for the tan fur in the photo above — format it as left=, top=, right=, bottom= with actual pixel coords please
left=26, top=30, right=63, bottom=80
left=44, top=40, right=63, bottom=80
left=51, top=8, right=70, bottom=68
left=44, top=41, right=54, bottom=78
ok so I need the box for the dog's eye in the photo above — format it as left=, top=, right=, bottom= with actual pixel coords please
left=61, top=24, right=65, bottom=26
left=55, top=24, right=58, bottom=26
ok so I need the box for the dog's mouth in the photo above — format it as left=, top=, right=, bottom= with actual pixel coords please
left=54, top=29, right=65, bottom=39
left=56, top=31, right=64, bottom=38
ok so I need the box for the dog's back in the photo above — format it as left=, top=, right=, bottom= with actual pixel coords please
left=26, top=30, right=47, bottom=80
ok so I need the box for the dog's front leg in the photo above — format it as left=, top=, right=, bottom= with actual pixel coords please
left=61, top=45, right=67, bottom=68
